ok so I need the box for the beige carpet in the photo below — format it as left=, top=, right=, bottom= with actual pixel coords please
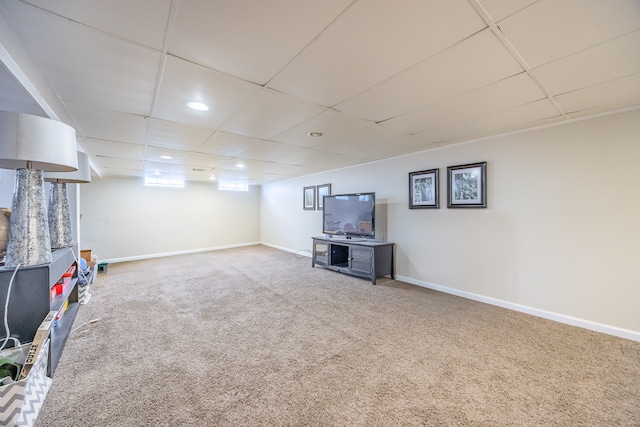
left=36, top=245, right=640, bottom=426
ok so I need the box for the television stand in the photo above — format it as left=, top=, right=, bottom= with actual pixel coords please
left=311, top=236, right=394, bottom=285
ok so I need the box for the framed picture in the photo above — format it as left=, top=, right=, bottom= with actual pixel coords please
left=447, top=162, right=487, bottom=208
left=303, top=186, right=316, bottom=210
left=409, top=169, right=439, bottom=209
left=317, top=183, right=331, bottom=209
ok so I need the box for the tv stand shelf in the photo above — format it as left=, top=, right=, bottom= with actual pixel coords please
left=0, top=246, right=78, bottom=377
left=312, top=236, right=394, bottom=285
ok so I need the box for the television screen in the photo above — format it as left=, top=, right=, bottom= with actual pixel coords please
left=322, top=193, right=375, bottom=239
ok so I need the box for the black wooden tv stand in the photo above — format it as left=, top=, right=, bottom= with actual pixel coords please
left=311, top=236, right=394, bottom=285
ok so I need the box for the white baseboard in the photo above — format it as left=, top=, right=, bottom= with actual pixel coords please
left=395, top=274, right=640, bottom=343
left=261, top=242, right=312, bottom=257
left=101, top=242, right=261, bottom=264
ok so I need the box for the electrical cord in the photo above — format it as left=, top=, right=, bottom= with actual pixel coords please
left=1, top=263, right=22, bottom=351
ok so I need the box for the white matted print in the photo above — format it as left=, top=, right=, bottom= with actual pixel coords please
left=447, top=162, right=486, bottom=208
left=303, top=186, right=316, bottom=210
left=409, top=169, right=439, bottom=209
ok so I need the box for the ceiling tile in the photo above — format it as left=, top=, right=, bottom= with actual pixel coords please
left=272, top=109, right=366, bottom=148
left=417, top=99, right=561, bottom=143
left=534, top=30, right=640, bottom=95
left=335, top=29, right=524, bottom=122
left=147, top=119, right=215, bottom=151
left=153, top=55, right=261, bottom=129
left=86, top=138, right=144, bottom=160
left=217, top=159, right=300, bottom=175
left=306, top=154, right=368, bottom=170
left=142, top=160, right=178, bottom=174
left=219, top=89, right=326, bottom=139
left=21, top=0, right=172, bottom=50
left=268, top=0, right=486, bottom=107
left=555, top=73, right=640, bottom=115
left=173, top=165, right=216, bottom=178
left=183, top=153, right=231, bottom=169
left=380, top=72, right=545, bottom=134
left=143, top=147, right=193, bottom=164
left=197, top=132, right=265, bottom=157
left=4, top=1, right=161, bottom=115
left=168, top=0, right=353, bottom=85
left=499, top=0, right=640, bottom=68
left=229, top=171, right=297, bottom=185
left=237, top=141, right=301, bottom=162
left=209, top=168, right=241, bottom=179
left=275, top=148, right=338, bottom=166
left=477, top=0, right=538, bottom=22
left=64, top=101, right=148, bottom=144
left=96, top=156, right=142, bottom=171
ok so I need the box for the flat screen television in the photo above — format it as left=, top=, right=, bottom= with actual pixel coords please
left=322, top=193, right=375, bottom=239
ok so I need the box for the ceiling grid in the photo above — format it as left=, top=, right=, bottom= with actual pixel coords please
left=0, top=0, right=637, bottom=184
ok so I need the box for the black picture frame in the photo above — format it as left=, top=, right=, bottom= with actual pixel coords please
left=409, top=169, right=439, bottom=209
left=447, top=162, right=487, bottom=208
left=303, top=186, right=316, bottom=210
left=317, top=183, right=331, bottom=209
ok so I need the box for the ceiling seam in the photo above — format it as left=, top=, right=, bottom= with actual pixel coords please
left=468, top=0, right=568, bottom=120
left=141, top=0, right=182, bottom=176
left=262, top=0, right=360, bottom=89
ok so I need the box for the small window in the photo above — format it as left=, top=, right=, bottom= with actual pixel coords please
left=218, top=181, right=248, bottom=192
left=144, top=176, right=185, bottom=188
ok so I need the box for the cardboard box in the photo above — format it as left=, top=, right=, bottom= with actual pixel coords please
left=80, top=249, right=92, bottom=263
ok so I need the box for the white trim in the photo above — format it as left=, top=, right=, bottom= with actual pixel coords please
left=262, top=242, right=312, bottom=258
left=101, top=242, right=261, bottom=264
left=395, top=274, right=640, bottom=343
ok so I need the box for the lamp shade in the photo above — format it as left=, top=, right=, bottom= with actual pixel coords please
left=0, top=111, right=78, bottom=172
left=45, top=151, right=91, bottom=183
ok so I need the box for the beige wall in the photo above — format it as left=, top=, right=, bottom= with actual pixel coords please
left=261, top=109, right=640, bottom=338
left=79, top=177, right=260, bottom=261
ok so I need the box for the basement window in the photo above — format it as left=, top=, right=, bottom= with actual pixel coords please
left=144, top=176, right=185, bottom=188
left=218, top=181, right=248, bottom=192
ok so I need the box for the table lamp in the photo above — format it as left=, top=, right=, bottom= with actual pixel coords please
left=45, top=151, right=91, bottom=249
left=0, top=111, right=78, bottom=267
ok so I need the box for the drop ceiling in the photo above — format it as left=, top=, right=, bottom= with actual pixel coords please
left=1, top=0, right=639, bottom=185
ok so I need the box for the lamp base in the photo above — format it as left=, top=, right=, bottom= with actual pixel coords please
left=48, top=182, right=74, bottom=249
left=5, top=168, right=52, bottom=267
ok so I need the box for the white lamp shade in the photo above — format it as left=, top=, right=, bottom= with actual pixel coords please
left=45, top=151, right=92, bottom=183
left=0, top=111, right=78, bottom=172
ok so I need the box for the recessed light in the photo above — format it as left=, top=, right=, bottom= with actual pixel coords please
left=160, top=155, right=172, bottom=160
left=235, top=163, right=245, bottom=168
left=209, top=175, right=216, bottom=180
left=308, top=132, right=323, bottom=137
left=152, top=170, right=161, bottom=176
left=187, top=101, right=209, bottom=111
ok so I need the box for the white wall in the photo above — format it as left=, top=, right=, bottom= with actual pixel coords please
left=261, top=109, right=640, bottom=338
left=0, top=170, right=13, bottom=206
left=79, top=177, right=260, bottom=261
